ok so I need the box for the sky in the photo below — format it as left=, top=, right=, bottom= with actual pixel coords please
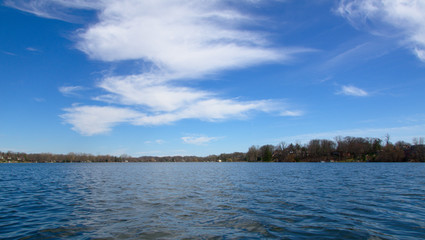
left=1, top=0, right=425, bottom=157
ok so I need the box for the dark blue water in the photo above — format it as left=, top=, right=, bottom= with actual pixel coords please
left=0, top=163, right=424, bottom=239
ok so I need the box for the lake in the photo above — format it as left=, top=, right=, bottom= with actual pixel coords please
left=0, top=163, right=424, bottom=239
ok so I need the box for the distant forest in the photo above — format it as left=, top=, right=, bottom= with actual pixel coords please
left=1, top=136, right=425, bottom=163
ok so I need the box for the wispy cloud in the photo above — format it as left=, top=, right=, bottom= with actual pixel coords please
left=322, top=42, right=384, bottom=70
left=415, top=48, right=425, bottom=61
left=60, top=98, right=287, bottom=136
left=132, top=99, right=289, bottom=125
left=280, top=110, right=304, bottom=117
left=9, top=0, right=307, bottom=135
left=338, top=85, right=368, bottom=97
left=34, top=97, right=46, bottom=102
left=26, top=47, right=41, bottom=52
left=95, top=74, right=211, bottom=112
left=75, top=0, right=310, bottom=77
left=337, top=0, right=425, bottom=62
left=59, top=86, right=85, bottom=97
left=145, top=139, right=165, bottom=144
left=182, top=135, right=220, bottom=145
left=1, top=50, right=16, bottom=56
left=3, top=0, right=101, bottom=22
left=60, top=105, right=143, bottom=136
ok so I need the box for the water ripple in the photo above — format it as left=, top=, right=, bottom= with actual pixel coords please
left=0, top=163, right=424, bottom=239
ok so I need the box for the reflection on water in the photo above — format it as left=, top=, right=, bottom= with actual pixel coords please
left=0, top=163, right=424, bottom=239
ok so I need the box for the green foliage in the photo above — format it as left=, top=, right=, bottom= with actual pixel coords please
left=260, top=145, right=274, bottom=162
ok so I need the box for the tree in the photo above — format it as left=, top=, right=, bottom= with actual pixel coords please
left=246, top=145, right=259, bottom=162
left=307, top=139, right=336, bottom=160
left=273, top=142, right=287, bottom=162
left=384, top=134, right=391, bottom=146
left=259, top=145, right=274, bottom=162
left=407, top=145, right=425, bottom=162
left=376, top=144, right=406, bottom=162
left=413, top=137, right=425, bottom=145
left=371, top=138, right=382, bottom=153
left=335, top=136, right=376, bottom=161
left=307, top=139, right=321, bottom=158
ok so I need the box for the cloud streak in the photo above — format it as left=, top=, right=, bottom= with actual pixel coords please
left=3, top=0, right=101, bottom=22
left=182, top=135, right=219, bottom=145
left=337, top=0, right=425, bottom=62
left=59, top=86, right=85, bottom=97
left=95, top=74, right=211, bottom=112
left=61, top=98, right=288, bottom=136
left=338, top=85, right=368, bottom=97
left=26, top=47, right=41, bottom=52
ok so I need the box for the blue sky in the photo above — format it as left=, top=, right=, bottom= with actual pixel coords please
left=1, top=0, right=425, bottom=157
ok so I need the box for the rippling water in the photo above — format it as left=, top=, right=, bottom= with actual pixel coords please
left=0, top=163, right=424, bottom=239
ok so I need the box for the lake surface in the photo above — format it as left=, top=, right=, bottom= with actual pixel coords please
left=0, top=163, right=424, bottom=239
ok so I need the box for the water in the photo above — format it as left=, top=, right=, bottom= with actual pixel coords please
left=0, top=163, right=424, bottom=239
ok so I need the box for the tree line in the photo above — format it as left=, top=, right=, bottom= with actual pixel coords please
left=245, top=136, right=425, bottom=162
left=1, top=136, right=424, bottom=163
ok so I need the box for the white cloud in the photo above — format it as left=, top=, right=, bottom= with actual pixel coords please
left=59, top=86, right=85, bottom=96
left=95, top=74, right=211, bottom=112
left=415, top=48, right=425, bottom=62
left=182, top=135, right=219, bottom=145
left=60, top=105, right=142, bottom=136
left=1, top=50, right=16, bottom=56
left=60, top=97, right=290, bottom=135
left=280, top=110, right=303, bottom=117
left=8, top=0, right=306, bottom=135
left=92, top=73, right=297, bottom=127
left=130, top=98, right=285, bottom=126
left=144, top=139, right=165, bottom=144
left=9, top=0, right=309, bottom=77
left=4, top=0, right=101, bottom=22
left=338, top=85, right=368, bottom=97
left=26, top=47, right=40, bottom=52
left=75, top=0, right=306, bottom=78
left=177, top=99, right=279, bottom=121
left=337, top=0, right=425, bottom=62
